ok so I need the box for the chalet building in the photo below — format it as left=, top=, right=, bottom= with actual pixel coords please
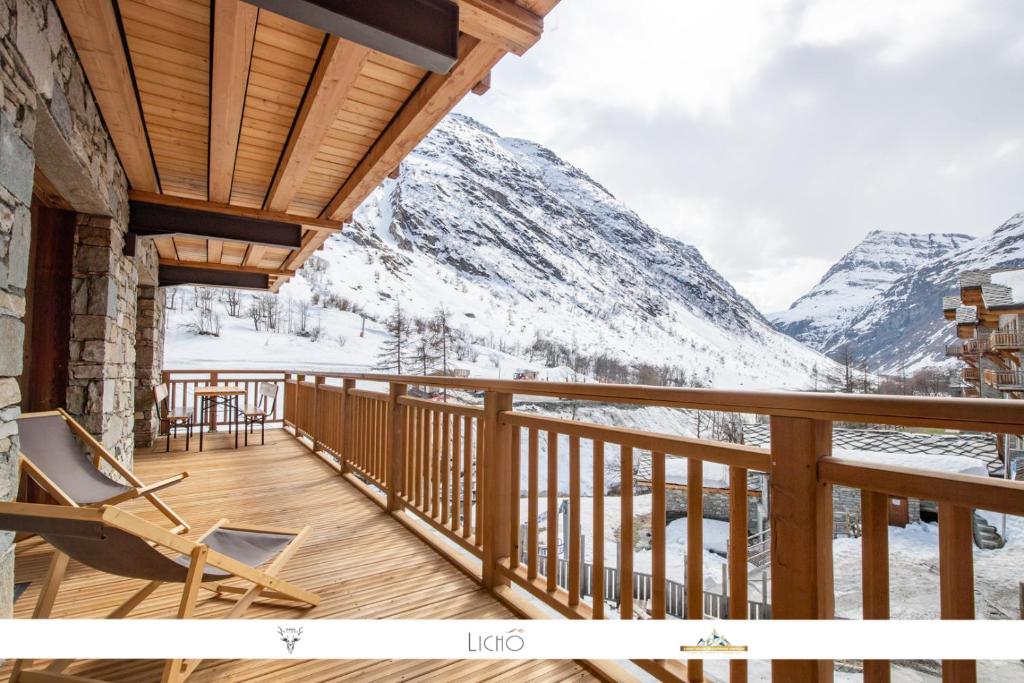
left=943, top=268, right=1024, bottom=481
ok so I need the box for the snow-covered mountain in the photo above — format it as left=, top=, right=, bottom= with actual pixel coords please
left=771, top=230, right=972, bottom=352
left=168, top=114, right=837, bottom=389
left=805, top=214, right=1024, bottom=373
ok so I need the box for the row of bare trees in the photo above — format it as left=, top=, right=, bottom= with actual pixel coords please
left=376, top=303, right=464, bottom=375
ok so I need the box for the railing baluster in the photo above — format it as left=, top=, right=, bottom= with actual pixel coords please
left=729, top=465, right=749, bottom=683
left=546, top=431, right=559, bottom=593
left=442, top=412, right=450, bottom=524
left=415, top=406, right=424, bottom=508
left=592, top=439, right=605, bottom=620
left=528, top=428, right=539, bottom=580
left=861, top=489, right=890, bottom=683
left=451, top=414, right=461, bottom=532
left=510, top=425, right=522, bottom=571
left=687, top=457, right=703, bottom=681
left=620, top=445, right=634, bottom=620
left=651, top=451, right=666, bottom=620
left=430, top=409, right=440, bottom=518
left=569, top=435, right=582, bottom=606
left=939, top=503, right=976, bottom=683
left=463, top=415, right=472, bottom=540
left=476, top=416, right=484, bottom=545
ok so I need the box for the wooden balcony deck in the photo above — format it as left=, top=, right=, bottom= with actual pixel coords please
left=7, top=429, right=593, bottom=682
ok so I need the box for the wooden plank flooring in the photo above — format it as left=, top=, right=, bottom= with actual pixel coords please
left=6, top=429, right=593, bottom=682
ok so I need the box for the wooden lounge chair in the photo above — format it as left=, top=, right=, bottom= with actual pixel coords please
left=0, top=502, right=319, bottom=683
left=241, top=382, right=278, bottom=446
left=154, top=383, right=194, bottom=452
left=16, top=409, right=190, bottom=533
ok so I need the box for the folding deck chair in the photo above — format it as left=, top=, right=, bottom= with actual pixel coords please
left=17, top=409, right=191, bottom=533
left=0, top=502, right=319, bottom=683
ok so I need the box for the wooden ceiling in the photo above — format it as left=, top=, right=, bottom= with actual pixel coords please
left=55, top=0, right=558, bottom=289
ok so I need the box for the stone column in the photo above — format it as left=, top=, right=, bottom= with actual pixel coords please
left=0, top=0, right=40, bottom=620
left=67, top=215, right=138, bottom=471
left=134, top=284, right=165, bottom=447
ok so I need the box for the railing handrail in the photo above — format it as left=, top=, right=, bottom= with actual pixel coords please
left=230, top=369, right=1024, bottom=432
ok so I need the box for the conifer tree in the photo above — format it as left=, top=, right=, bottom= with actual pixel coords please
left=376, top=302, right=412, bottom=373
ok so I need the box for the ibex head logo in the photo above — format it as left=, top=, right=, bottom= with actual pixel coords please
left=278, top=627, right=303, bottom=654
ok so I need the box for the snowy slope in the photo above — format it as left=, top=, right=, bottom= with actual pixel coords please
left=168, top=114, right=836, bottom=389
left=771, top=230, right=972, bottom=352
left=816, top=213, right=1024, bottom=373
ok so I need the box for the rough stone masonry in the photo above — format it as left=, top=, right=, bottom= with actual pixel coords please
left=0, top=0, right=164, bottom=618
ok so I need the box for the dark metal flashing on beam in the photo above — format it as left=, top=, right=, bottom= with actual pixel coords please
left=129, top=200, right=303, bottom=249
left=246, top=0, right=459, bottom=74
left=159, top=265, right=270, bottom=290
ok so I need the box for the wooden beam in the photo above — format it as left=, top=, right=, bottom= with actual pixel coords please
left=130, top=200, right=302, bottom=249
left=243, top=245, right=268, bottom=268
left=321, top=34, right=504, bottom=224
left=209, top=0, right=258, bottom=203
left=129, top=191, right=341, bottom=232
left=458, top=0, right=543, bottom=56
left=246, top=0, right=459, bottom=73
left=471, top=71, right=491, bottom=95
left=55, top=0, right=158, bottom=192
left=158, top=265, right=269, bottom=290
left=264, top=37, right=371, bottom=212
left=158, top=258, right=289, bottom=278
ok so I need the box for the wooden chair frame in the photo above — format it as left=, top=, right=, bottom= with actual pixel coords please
left=7, top=503, right=319, bottom=683
left=242, top=382, right=279, bottom=447
left=154, top=384, right=193, bottom=452
left=18, top=409, right=191, bottom=534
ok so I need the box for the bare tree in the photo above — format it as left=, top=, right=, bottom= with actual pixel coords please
left=223, top=289, right=242, bottom=317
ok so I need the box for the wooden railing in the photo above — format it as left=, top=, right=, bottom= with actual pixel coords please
left=991, top=330, right=1024, bottom=349
left=963, top=367, right=981, bottom=382
left=265, top=370, right=1024, bottom=683
left=991, top=371, right=1024, bottom=389
left=161, top=369, right=287, bottom=431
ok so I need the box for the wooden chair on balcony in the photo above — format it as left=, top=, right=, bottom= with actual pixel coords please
left=16, top=409, right=190, bottom=533
left=241, top=382, right=278, bottom=446
left=0, top=501, right=319, bottom=683
left=154, top=383, right=194, bottom=452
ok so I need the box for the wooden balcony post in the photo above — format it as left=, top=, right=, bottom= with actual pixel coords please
left=769, top=415, right=834, bottom=683
left=312, top=376, right=325, bottom=452
left=339, top=378, right=355, bottom=475
left=387, top=383, right=408, bottom=512
left=482, top=390, right=513, bottom=589
left=208, top=371, right=220, bottom=433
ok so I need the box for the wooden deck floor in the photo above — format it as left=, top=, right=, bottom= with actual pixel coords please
left=7, top=429, right=594, bottom=682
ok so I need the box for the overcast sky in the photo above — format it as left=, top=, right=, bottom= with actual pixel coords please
left=455, top=0, right=1024, bottom=313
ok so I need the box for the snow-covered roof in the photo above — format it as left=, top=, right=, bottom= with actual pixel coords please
left=833, top=449, right=989, bottom=478
left=988, top=269, right=1024, bottom=308
left=942, top=295, right=961, bottom=311
left=743, top=423, right=1000, bottom=474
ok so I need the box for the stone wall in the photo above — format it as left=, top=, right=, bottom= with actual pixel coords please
left=134, top=284, right=165, bottom=447
left=0, top=0, right=161, bottom=616
left=663, top=488, right=763, bottom=535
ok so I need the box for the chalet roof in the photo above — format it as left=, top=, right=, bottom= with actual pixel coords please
left=57, top=0, right=558, bottom=290
left=742, top=423, right=1001, bottom=474
left=956, top=305, right=978, bottom=324
left=980, top=284, right=1015, bottom=309
left=942, top=295, right=962, bottom=311
left=959, top=271, right=992, bottom=288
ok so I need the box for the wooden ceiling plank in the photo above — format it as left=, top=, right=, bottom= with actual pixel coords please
left=56, top=0, right=159, bottom=192
left=321, top=34, right=504, bottom=223
left=264, top=36, right=371, bottom=212
left=207, top=240, right=224, bottom=265
left=209, top=0, right=259, bottom=202
left=129, top=190, right=341, bottom=231
left=243, top=244, right=268, bottom=268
